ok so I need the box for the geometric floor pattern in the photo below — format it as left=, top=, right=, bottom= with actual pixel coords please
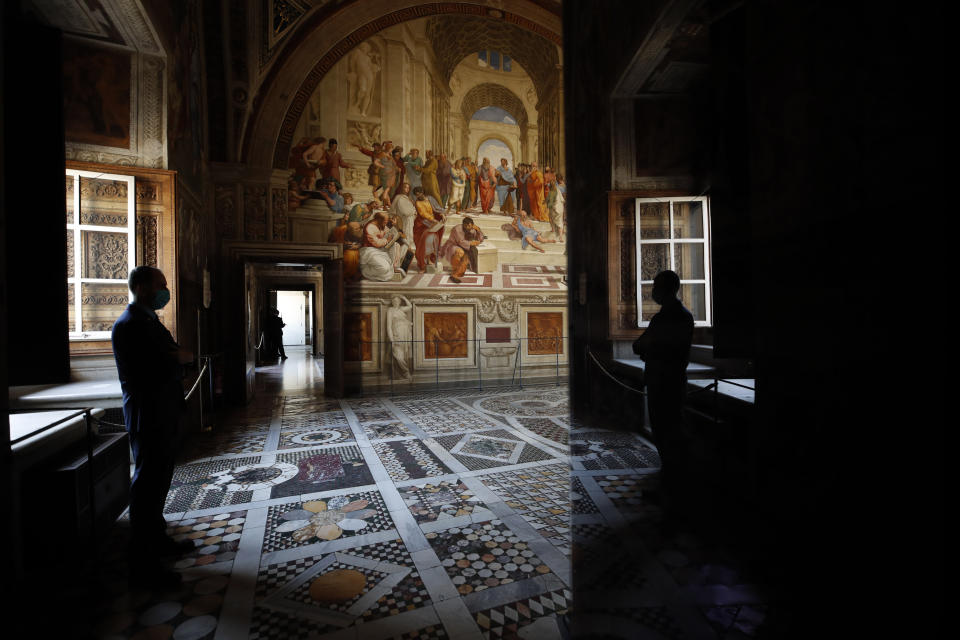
left=79, top=348, right=771, bottom=639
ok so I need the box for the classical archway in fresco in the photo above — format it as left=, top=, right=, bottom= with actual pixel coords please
left=476, top=135, right=516, bottom=166
left=460, top=83, right=529, bottom=131
left=240, top=1, right=560, bottom=170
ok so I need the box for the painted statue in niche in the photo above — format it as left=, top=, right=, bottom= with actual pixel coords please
left=344, top=312, right=373, bottom=361
left=347, top=121, right=382, bottom=150
left=386, top=295, right=413, bottom=379
left=527, top=311, right=563, bottom=355
left=62, top=40, right=131, bottom=148
left=347, top=42, right=380, bottom=116
left=424, top=312, right=468, bottom=359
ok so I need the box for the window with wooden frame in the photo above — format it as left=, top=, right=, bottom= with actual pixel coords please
left=65, top=161, right=178, bottom=355
left=635, top=196, right=711, bottom=327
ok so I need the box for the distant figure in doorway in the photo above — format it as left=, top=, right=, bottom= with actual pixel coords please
left=112, top=266, right=194, bottom=588
left=268, top=308, right=287, bottom=360
left=632, top=270, right=694, bottom=507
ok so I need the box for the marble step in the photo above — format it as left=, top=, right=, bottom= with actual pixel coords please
left=443, top=211, right=554, bottom=233
left=498, top=248, right=567, bottom=266
left=483, top=236, right=565, bottom=250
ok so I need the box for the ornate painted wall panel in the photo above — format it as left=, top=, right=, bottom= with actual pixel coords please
left=423, top=312, right=469, bottom=359
left=62, top=41, right=132, bottom=148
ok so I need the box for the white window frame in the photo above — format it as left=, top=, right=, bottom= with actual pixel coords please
left=634, top=196, right=712, bottom=327
left=67, top=169, right=136, bottom=340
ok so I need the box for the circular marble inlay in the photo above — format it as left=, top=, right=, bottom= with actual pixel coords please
left=275, top=519, right=311, bottom=533
left=337, top=518, right=369, bottom=531
left=281, top=509, right=314, bottom=521
left=327, top=495, right=350, bottom=510
left=131, top=624, right=174, bottom=639
left=137, top=602, right=181, bottom=626
left=172, top=614, right=218, bottom=640
left=474, top=391, right=569, bottom=417
left=290, top=430, right=345, bottom=445
left=182, top=594, right=222, bottom=617
left=302, top=500, right=327, bottom=513
left=308, top=569, right=366, bottom=603
left=209, top=463, right=299, bottom=491
left=193, top=576, right=229, bottom=596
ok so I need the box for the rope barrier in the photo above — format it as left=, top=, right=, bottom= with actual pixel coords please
left=184, top=362, right=209, bottom=402
left=586, top=348, right=646, bottom=396
left=91, top=416, right=127, bottom=430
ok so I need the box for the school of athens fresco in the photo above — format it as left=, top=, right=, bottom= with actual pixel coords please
left=284, top=17, right=566, bottom=296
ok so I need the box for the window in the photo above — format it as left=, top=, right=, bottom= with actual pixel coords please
left=635, top=196, right=711, bottom=326
left=66, top=169, right=136, bottom=339
left=478, top=50, right=511, bottom=73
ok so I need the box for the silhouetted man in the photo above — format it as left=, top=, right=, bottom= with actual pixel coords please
left=633, top=270, right=694, bottom=504
left=112, top=266, right=194, bottom=587
left=267, top=308, right=287, bottom=360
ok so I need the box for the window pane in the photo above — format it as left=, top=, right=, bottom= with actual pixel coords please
left=478, top=50, right=487, bottom=66
left=67, top=233, right=75, bottom=278
left=79, top=177, right=129, bottom=227
left=490, top=50, right=500, bottom=70
left=503, top=55, right=512, bottom=72
left=67, top=284, right=76, bottom=332
left=80, top=283, right=128, bottom=332
left=66, top=175, right=75, bottom=224
left=680, top=283, right=707, bottom=321
left=672, top=200, right=704, bottom=238
left=638, top=201, right=670, bottom=239
left=640, top=285, right=658, bottom=322
left=673, top=243, right=705, bottom=280
left=81, top=230, right=128, bottom=279
left=640, top=243, right=669, bottom=281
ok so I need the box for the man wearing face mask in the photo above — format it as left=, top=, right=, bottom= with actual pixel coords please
left=112, top=266, right=194, bottom=587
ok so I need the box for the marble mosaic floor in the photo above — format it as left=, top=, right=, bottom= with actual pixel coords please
left=70, top=348, right=771, bottom=640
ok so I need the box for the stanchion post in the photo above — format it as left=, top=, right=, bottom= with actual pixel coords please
left=434, top=338, right=440, bottom=390
left=555, top=335, right=560, bottom=386
left=518, top=338, right=523, bottom=389
left=477, top=334, right=482, bottom=391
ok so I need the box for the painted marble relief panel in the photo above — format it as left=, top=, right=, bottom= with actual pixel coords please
left=527, top=312, right=563, bottom=355
left=344, top=312, right=373, bottom=362
left=62, top=40, right=131, bottom=148
left=423, top=312, right=468, bottom=359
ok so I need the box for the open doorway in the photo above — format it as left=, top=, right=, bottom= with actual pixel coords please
left=275, top=290, right=312, bottom=348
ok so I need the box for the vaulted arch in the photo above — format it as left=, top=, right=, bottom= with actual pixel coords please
left=239, top=1, right=561, bottom=170
left=425, top=15, right=560, bottom=102
left=475, top=134, right=517, bottom=164
left=460, top=83, right=529, bottom=131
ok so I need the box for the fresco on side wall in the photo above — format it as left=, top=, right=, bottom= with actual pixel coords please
left=62, top=40, right=131, bottom=148
left=285, top=17, right=566, bottom=294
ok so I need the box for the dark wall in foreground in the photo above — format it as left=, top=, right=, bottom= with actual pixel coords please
left=3, top=13, right=69, bottom=386
left=565, top=0, right=944, bottom=634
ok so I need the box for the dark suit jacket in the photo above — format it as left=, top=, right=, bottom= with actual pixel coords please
left=633, top=299, right=694, bottom=386
left=112, top=304, right=185, bottom=435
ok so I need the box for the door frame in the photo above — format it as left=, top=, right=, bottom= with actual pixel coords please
left=221, top=241, right=343, bottom=402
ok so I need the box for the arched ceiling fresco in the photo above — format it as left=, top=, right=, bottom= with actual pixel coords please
left=460, top=83, right=530, bottom=130
left=426, top=15, right=559, bottom=103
